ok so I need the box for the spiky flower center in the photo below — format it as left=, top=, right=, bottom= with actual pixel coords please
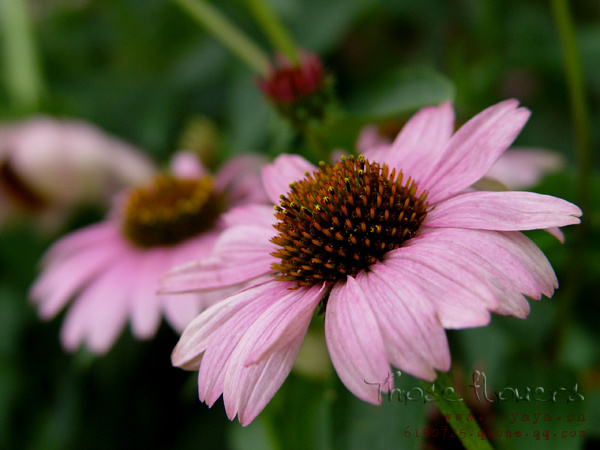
left=123, top=175, right=224, bottom=248
left=271, top=155, right=429, bottom=286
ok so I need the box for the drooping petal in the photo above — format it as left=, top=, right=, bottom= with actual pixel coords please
left=487, top=280, right=531, bottom=318
left=243, top=282, right=326, bottom=365
left=30, top=239, right=120, bottom=319
left=60, top=257, right=134, bottom=354
left=221, top=282, right=321, bottom=424
left=198, top=280, right=293, bottom=406
left=221, top=204, right=276, bottom=229
left=421, top=100, right=530, bottom=202
left=41, top=221, right=116, bottom=262
left=403, top=227, right=557, bottom=303
left=161, top=291, right=203, bottom=334
left=382, top=255, right=494, bottom=329
left=171, top=280, right=273, bottom=370
left=426, top=191, right=581, bottom=231
left=160, top=224, right=276, bottom=293
left=128, top=248, right=165, bottom=339
left=368, top=102, right=455, bottom=182
left=228, top=336, right=305, bottom=426
left=262, top=154, right=316, bottom=204
left=325, top=277, right=391, bottom=404
left=357, top=262, right=450, bottom=381
left=544, top=226, right=565, bottom=243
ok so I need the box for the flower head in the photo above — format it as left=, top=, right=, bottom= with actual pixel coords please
left=164, top=100, right=581, bottom=425
left=0, top=117, right=155, bottom=230
left=30, top=152, right=266, bottom=354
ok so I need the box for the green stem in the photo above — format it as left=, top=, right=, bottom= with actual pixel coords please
left=244, top=0, right=299, bottom=65
left=548, top=0, right=591, bottom=362
left=1, top=0, right=44, bottom=112
left=173, top=0, right=271, bottom=76
left=421, top=371, right=493, bottom=450
left=550, top=0, right=592, bottom=228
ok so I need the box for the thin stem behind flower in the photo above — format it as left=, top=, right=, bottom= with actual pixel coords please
left=1, top=0, right=44, bottom=112
left=244, top=0, right=300, bottom=65
left=548, top=0, right=591, bottom=362
left=173, top=0, right=271, bottom=76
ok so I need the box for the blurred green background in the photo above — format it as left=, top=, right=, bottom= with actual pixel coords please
left=1, top=0, right=599, bottom=448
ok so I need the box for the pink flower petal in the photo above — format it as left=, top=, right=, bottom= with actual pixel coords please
left=60, top=257, right=134, bottom=354
left=41, top=222, right=116, bottom=262
left=367, top=102, right=454, bottom=182
left=485, top=148, right=565, bottom=190
left=356, top=125, right=388, bottom=154
left=545, top=226, right=565, bottom=243
left=221, top=204, right=276, bottom=228
left=262, top=154, right=316, bottom=204
left=325, top=277, right=391, bottom=404
left=243, top=282, right=326, bottom=365
left=214, top=154, right=268, bottom=205
left=216, top=281, right=321, bottom=424
left=426, top=191, right=582, bottom=231
left=488, top=280, right=531, bottom=318
left=356, top=262, right=450, bottom=381
left=382, top=256, right=493, bottom=329
left=160, top=224, right=276, bottom=293
left=198, top=281, right=287, bottom=406
left=128, top=248, right=165, bottom=339
left=30, top=239, right=120, bottom=319
left=161, top=291, right=203, bottom=334
left=170, top=151, right=208, bottom=179
left=172, top=281, right=270, bottom=370
left=405, top=227, right=557, bottom=302
left=421, top=100, right=530, bottom=202
left=227, top=337, right=305, bottom=426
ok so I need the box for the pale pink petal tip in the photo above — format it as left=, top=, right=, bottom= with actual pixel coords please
left=261, top=154, right=316, bottom=204
left=426, top=191, right=582, bottom=232
left=170, top=151, right=208, bottom=179
left=545, top=226, right=565, bottom=243
left=486, top=148, right=566, bottom=190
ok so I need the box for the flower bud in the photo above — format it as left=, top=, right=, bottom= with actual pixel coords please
left=258, top=51, right=335, bottom=128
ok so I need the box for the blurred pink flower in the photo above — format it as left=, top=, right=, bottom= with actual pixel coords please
left=0, top=117, right=155, bottom=230
left=483, top=148, right=565, bottom=190
left=30, top=151, right=267, bottom=354
left=164, top=100, right=581, bottom=425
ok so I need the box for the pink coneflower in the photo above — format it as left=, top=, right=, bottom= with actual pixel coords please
left=30, top=152, right=266, bottom=354
left=165, top=100, right=581, bottom=425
